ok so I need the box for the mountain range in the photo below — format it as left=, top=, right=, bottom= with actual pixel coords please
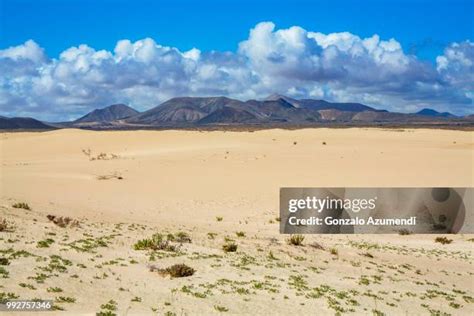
left=1, top=95, right=473, bottom=130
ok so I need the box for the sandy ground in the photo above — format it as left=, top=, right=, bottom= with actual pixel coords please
left=0, top=128, right=473, bottom=315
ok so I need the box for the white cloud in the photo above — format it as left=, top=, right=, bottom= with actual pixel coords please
left=436, top=41, right=474, bottom=90
left=0, top=39, right=46, bottom=63
left=0, top=23, right=473, bottom=120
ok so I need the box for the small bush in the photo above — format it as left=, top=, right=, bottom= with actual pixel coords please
left=435, top=237, right=453, bottom=245
left=235, top=231, right=246, bottom=238
left=47, top=215, right=79, bottom=228
left=0, top=258, right=10, bottom=265
left=134, top=233, right=178, bottom=252
left=37, top=238, right=55, bottom=248
left=216, top=216, right=223, bottom=222
left=12, top=202, right=30, bottom=210
left=174, top=232, right=191, bottom=243
left=100, top=300, right=117, bottom=311
left=214, top=305, right=229, bottom=312
left=55, top=296, right=76, bottom=303
left=207, top=232, right=217, bottom=239
left=151, top=264, right=195, bottom=278
left=267, top=251, right=278, bottom=260
left=398, top=229, right=411, bottom=235
left=0, top=219, right=14, bottom=232
left=287, top=234, right=305, bottom=246
left=222, top=242, right=238, bottom=253
left=330, top=248, right=339, bottom=255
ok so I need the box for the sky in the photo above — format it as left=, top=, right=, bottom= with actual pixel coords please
left=0, top=0, right=473, bottom=120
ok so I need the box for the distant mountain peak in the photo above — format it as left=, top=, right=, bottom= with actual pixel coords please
left=75, top=104, right=139, bottom=123
left=264, top=94, right=300, bottom=107
left=0, top=116, right=53, bottom=129
left=265, top=93, right=287, bottom=100
left=416, top=108, right=455, bottom=118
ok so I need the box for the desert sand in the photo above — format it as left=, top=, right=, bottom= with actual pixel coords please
left=0, top=128, right=473, bottom=315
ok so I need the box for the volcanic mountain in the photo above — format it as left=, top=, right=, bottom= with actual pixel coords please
left=0, top=116, right=53, bottom=130
left=61, top=95, right=472, bottom=128
left=74, top=104, right=139, bottom=123
left=415, top=108, right=455, bottom=118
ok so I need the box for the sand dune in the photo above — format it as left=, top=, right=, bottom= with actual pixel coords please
left=0, top=128, right=473, bottom=315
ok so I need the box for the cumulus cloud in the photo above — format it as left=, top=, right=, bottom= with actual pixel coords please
left=0, top=22, right=473, bottom=120
left=436, top=41, right=474, bottom=90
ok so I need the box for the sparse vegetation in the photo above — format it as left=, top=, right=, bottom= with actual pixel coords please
left=82, top=149, right=119, bottom=161
left=151, top=263, right=195, bottom=278
left=37, top=238, right=55, bottom=248
left=0, top=218, right=14, bottom=232
left=398, top=228, right=411, bottom=235
left=174, top=231, right=192, bottom=243
left=207, top=232, right=217, bottom=239
left=12, top=202, right=30, bottom=210
left=287, top=234, right=305, bottom=246
left=0, top=267, right=9, bottom=278
left=47, top=215, right=79, bottom=228
left=222, top=242, right=238, bottom=253
left=435, top=237, right=453, bottom=245
left=97, top=299, right=117, bottom=315
left=19, top=283, right=36, bottom=290
left=216, top=216, right=223, bottom=222
left=133, top=233, right=178, bottom=251
left=55, top=296, right=76, bottom=303
left=0, top=258, right=10, bottom=265
left=214, top=305, right=229, bottom=312
left=235, top=231, right=246, bottom=237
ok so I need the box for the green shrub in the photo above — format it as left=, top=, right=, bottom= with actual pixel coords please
left=133, top=233, right=177, bottom=251
left=37, top=238, right=55, bottom=248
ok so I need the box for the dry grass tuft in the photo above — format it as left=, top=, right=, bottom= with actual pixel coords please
left=287, top=234, right=305, bottom=246
left=435, top=236, right=453, bottom=245
left=12, top=202, right=30, bottom=210
left=150, top=263, right=195, bottom=278
left=0, top=218, right=14, bottom=232
left=222, top=242, right=238, bottom=253
left=47, top=215, right=79, bottom=228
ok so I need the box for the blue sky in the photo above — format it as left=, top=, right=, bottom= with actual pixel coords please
left=2, top=0, right=472, bottom=61
left=0, top=0, right=473, bottom=120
